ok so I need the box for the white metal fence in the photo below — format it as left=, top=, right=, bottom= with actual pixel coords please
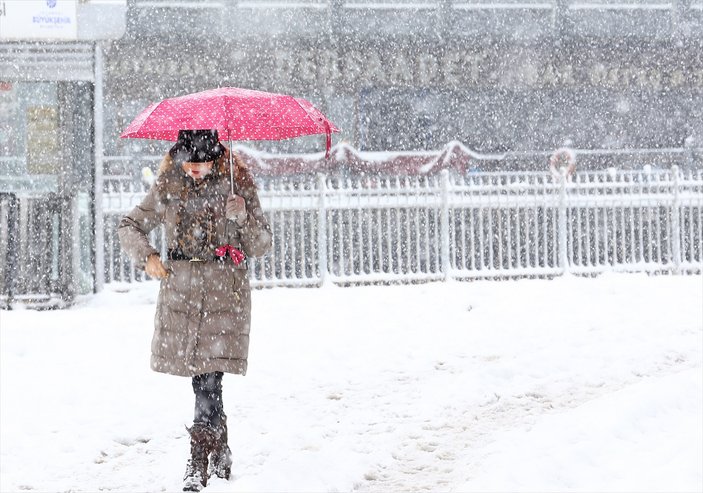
left=101, top=166, right=703, bottom=287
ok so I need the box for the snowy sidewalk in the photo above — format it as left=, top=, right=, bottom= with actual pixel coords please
left=1, top=273, right=701, bottom=492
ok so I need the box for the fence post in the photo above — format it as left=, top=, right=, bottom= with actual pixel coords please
left=317, top=173, right=328, bottom=286
left=440, top=170, right=451, bottom=281
left=671, top=165, right=682, bottom=274
left=558, top=168, right=569, bottom=274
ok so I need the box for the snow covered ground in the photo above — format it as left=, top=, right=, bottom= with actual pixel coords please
left=1, top=273, right=701, bottom=493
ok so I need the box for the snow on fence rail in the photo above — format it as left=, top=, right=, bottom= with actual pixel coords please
left=101, top=167, right=703, bottom=287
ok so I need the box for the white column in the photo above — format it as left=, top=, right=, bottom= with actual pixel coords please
left=93, top=42, right=105, bottom=292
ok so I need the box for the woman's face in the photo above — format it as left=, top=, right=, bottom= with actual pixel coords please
left=182, top=161, right=214, bottom=181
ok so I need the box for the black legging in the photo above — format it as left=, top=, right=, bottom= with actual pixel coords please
left=192, top=372, right=224, bottom=428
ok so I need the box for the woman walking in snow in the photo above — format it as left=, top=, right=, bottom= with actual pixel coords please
left=118, top=129, right=272, bottom=491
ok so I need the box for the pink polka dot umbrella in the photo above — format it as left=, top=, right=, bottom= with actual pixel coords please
left=120, top=87, right=339, bottom=190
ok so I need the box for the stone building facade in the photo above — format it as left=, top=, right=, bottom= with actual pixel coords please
left=104, top=0, right=703, bottom=165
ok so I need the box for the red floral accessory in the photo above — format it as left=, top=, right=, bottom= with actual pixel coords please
left=215, top=244, right=245, bottom=265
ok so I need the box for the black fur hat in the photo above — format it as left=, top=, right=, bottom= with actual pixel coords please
left=169, top=129, right=225, bottom=163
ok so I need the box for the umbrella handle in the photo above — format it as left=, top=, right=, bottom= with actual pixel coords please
left=229, top=139, right=234, bottom=195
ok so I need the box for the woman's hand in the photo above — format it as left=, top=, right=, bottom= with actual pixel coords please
left=145, top=253, right=169, bottom=279
left=226, top=194, right=248, bottom=226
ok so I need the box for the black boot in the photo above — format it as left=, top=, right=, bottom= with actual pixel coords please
left=183, top=423, right=218, bottom=492
left=208, top=415, right=233, bottom=480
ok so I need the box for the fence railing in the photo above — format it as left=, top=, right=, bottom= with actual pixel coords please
left=101, top=166, right=703, bottom=287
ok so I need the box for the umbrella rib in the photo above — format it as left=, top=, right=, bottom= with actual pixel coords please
left=142, top=102, right=161, bottom=123
left=292, top=98, right=327, bottom=132
left=220, top=95, right=231, bottom=141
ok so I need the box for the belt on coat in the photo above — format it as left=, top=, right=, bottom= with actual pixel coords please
left=167, top=249, right=246, bottom=263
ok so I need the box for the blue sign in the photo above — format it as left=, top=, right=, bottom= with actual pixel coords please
left=46, top=0, right=57, bottom=8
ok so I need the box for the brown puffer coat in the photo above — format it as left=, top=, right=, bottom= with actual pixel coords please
left=118, top=153, right=272, bottom=377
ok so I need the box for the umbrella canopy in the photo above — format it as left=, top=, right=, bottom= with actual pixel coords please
left=120, top=87, right=339, bottom=156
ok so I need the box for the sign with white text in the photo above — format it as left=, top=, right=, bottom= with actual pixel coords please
left=0, top=0, right=77, bottom=41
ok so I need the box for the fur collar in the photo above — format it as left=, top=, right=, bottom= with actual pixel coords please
left=154, top=151, right=255, bottom=200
